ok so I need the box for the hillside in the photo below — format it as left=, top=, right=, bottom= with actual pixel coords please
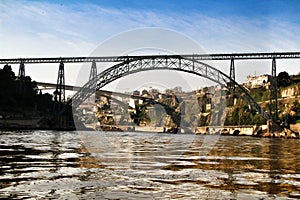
left=0, top=65, right=74, bottom=130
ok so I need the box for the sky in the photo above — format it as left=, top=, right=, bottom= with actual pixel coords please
left=1, top=0, right=300, bottom=92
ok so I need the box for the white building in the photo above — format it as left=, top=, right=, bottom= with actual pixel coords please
left=246, top=74, right=270, bottom=88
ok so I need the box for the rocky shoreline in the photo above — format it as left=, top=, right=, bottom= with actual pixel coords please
left=1, top=115, right=299, bottom=139
left=260, top=128, right=299, bottom=139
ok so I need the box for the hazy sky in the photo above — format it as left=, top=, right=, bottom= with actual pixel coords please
left=1, top=0, right=300, bottom=91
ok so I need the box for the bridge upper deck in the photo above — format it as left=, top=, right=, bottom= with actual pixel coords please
left=1, top=52, right=300, bottom=64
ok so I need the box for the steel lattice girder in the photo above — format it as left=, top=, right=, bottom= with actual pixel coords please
left=2, top=52, right=300, bottom=64
left=70, top=57, right=270, bottom=120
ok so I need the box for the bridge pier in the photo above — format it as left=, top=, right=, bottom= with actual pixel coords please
left=267, top=119, right=282, bottom=133
left=18, top=60, right=25, bottom=79
left=229, top=57, right=235, bottom=90
left=269, top=57, right=278, bottom=121
left=54, top=61, right=65, bottom=103
left=89, top=60, right=97, bottom=81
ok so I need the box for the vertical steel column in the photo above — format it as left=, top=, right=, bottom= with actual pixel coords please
left=89, top=60, right=97, bottom=102
left=229, top=57, right=235, bottom=90
left=269, top=57, right=278, bottom=120
left=56, top=61, right=65, bottom=103
left=18, top=60, right=25, bottom=78
left=89, top=60, right=97, bottom=81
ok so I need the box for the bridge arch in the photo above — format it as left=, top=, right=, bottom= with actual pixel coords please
left=70, top=56, right=270, bottom=120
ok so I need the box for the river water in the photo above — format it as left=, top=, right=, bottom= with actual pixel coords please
left=0, top=130, right=300, bottom=199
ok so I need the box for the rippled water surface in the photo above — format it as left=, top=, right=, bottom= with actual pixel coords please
left=1, top=131, right=300, bottom=199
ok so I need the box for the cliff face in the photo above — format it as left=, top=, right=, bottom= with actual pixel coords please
left=281, top=85, right=300, bottom=98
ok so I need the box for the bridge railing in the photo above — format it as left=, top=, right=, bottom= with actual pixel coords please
left=1, top=52, right=300, bottom=64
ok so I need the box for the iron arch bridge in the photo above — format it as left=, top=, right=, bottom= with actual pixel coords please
left=69, top=55, right=270, bottom=120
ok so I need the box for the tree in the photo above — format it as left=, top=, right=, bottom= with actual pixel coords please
left=277, top=71, right=291, bottom=87
left=291, top=101, right=300, bottom=114
left=141, top=89, right=149, bottom=96
left=0, top=65, right=17, bottom=105
left=3, top=64, right=15, bottom=78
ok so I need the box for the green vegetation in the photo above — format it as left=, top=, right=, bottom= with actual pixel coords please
left=281, top=100, right=300, bottom=124
left=0, top=65, right=73, bottom=129
left=95, top=71, right=300, bottom=129
left=0, top=65, right=38, bottom=107
left=0, top=65, right=55, bottom=110
left=277, top=71, right=292, bottom=87
left=249, top=88, right=269, bottom=102
left=224, top=99, right=267, bottom=125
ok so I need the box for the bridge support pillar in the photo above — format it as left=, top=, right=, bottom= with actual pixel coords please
left=229, top=58, right=235, bottom=91
left=18, top=60, right=25, bottom=79
left=89, top=60, right=97, bottom=101
left=54, top=61, right=65, bottom=103
left=267, top=119, right=283, bottom=133
left=89, top=60, right=97, bottom=81
left=269, top=57, right=278, bottom=121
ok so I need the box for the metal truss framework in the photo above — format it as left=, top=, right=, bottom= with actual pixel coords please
left=70, top=56, right=270, bottom=120
left=36, top=81, right=176, bottom=114
left=96, top=91, right=182, bottom=127
left=270, top=57, right=278, bottom=120
left=55, top=61, right=65, bottom=103
left=98, top=93, right=134, bottom=110
left=96, top=91, right=179, bottom=113
left=3, top=51, right=300, bottom=120
left=18, top=61, right=25, bottom=78
left=229, top=58, right=235, bottom=91
left=1, top=52, right=300, bottom=64
left=89, top=60, right=97, bottom=81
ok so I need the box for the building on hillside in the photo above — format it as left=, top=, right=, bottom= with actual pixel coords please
left=132, top=90, right=140, bottom=96
left=246, top=74, right=270, bottom=88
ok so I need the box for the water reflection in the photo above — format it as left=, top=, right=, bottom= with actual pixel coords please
left=0, top=131, right=300, bottom=199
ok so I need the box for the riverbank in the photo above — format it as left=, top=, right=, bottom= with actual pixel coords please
left=195, top=124, right=300, bottom=139
left=90, top=123, right=300, bottom=139
left=1, top=116, right=299, bottom=139
left=0, top=113, right=77, bottom=131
